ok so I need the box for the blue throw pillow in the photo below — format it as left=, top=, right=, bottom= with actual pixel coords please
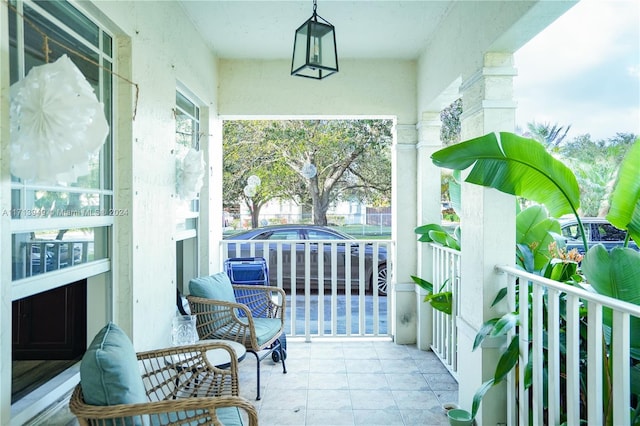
left=190, top=272, right=236, bottom=303
left=80, top=322, right=147, bottom=410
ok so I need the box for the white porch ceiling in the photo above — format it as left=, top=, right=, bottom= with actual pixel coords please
left=178, top=1, right=454, bottom=60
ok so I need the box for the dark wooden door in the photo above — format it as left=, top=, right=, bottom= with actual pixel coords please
left=12, top=279, right=87, bottom=360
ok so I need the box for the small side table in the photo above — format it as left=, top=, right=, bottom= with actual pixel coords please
left=200, top=339, right=246, bottom=369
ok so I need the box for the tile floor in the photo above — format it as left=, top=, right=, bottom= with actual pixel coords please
left=34, top=338, right=458, bottom=426
left=237, top=338, right=458, bottom=426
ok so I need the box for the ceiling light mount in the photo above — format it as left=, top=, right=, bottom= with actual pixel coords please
left=291, top=0, right=338, bottom=80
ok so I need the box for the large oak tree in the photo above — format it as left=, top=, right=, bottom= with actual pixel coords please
left=223, top=119, right=392, bottom=226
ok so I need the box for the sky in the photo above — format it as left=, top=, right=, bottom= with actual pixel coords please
left=513, top=0, right=640, bottom=141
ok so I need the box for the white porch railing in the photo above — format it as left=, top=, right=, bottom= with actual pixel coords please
left=497, top=265, right=640, bottom=426
left=220, top=239, right=393, bottom=340
left=430, top=243, right=461, bottom=379
left=429, top=246, right=640, bottom=424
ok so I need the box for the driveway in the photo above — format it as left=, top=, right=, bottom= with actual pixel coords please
left=285, top=295, right=388, bottom=336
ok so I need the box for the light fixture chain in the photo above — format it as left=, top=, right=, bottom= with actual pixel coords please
left=313, top=0, right=317, bottom=13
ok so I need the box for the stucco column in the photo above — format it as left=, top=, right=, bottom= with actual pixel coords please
left=199, top=113, right=223, bottom=276
left=415, top=113, right=443, bottom=350
left=457, top=53, right=517, bottom=425
left=392, top=123, right=418, bottom=344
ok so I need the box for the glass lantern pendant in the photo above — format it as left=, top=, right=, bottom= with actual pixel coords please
left=291, top=0, right=338, bottom=80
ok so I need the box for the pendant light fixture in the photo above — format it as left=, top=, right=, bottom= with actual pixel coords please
left=291, top=0, right=338, bottom=80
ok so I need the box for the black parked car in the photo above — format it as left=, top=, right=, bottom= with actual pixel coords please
left=559, top=217, right=638, bottom=254
left=224, top=225, right=388, bottom=295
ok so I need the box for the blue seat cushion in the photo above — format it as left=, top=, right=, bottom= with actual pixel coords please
left=241, top=317, right=282, bottom=346
left=213, top=318, right=280, bottom=346
left=190, top=272, right=236, bottom=303
left=151, top=407, right=243, bottom=426
left=80, top=322, right=147, bottom=424
left=216, top=407, right=245, bottom=426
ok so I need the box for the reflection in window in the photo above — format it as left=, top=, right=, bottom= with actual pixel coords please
left=175, top=90, right=200, bottom=235
left=597, top=224, right=626, bottom=242
left=308, top=230, right=343, bottom=240
left=9, top=0, right=113, bottom=282
left=11, top=227, right=109, bottom=280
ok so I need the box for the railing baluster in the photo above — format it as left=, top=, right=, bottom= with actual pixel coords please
left=276, top=243, right=283, bottom=287
left=566, top=294, right=581, bottom=425
left=289, top=243, right=297, bottom=338
left=304, top=242, right=311, bottom=341
left=331, top=242, right=338, bottom=335
left=358, top=242, right=365, bottom=335
left=345, top=241, right=352, bottom=336
left=612, top=310, right=630, bottom=426
left=548, top=288, right=561, bottom=425
left=318, top=242, right=325, bottom=337
left=506, top=272, right=518, bottom=426
left=445, top=251, right=453, bottom=367
left=372, top=242, right=379, bottom=336
left=587, top=300, right=603, bottom=425
left=518, top=278, right=530, bottom=426
left=532, top=284, right=544, bottom=425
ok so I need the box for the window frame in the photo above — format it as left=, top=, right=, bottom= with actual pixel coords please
left=9, top=0, right=115, bottom=289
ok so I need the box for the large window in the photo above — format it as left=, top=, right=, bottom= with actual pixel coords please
left=175, top=90, right=201, bottom=292
left=8, top=0, right=113, bottom=281
left=175, top=90, right=200, bottom=238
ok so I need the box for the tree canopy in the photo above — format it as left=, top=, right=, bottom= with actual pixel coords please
left=223, top=119, right=393, bottom=226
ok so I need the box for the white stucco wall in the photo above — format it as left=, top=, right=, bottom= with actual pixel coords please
left=218, top=58, right=417, bottom=125
left=82, top=1, right=221, bottom=350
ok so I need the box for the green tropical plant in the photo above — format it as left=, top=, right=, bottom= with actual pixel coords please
left=410, top=223, right=460, bottom=315
left=430, top=131, right=640, bottom=422
left=411, top=275, right=453, bottom=315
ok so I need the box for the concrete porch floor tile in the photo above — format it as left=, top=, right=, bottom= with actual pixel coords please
left=44, top=338, right=458, bottom=426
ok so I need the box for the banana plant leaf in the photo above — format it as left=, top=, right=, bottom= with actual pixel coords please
left=429, top=230, right=460, bottom=250
left=410, top=275, right=453, bottom=315
left=471, top=336, right=520, bottom=419
left=472, top=378, right=495, bottom=420
left=582, top=246, right=640, bottom=346
left=424, top=291, right=453, bottom=315
left=414, top=223, right=460, bottom=250
left=449, top=169, right=462, bottom=215
left=431, top=132, right=581, bottom=219
left=516, top=205, right=561, bottom=271
left=415, top=223, right=447, bottom=242
left=606, top=138, right=640, bottom=245
left=411, top=275, right=434, bottom=293
left=473, top=318, right=499, bottom=350
left=583, top=246, right=640, bottom=305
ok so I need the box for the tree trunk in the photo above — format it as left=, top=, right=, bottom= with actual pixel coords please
left=311, top=190, right=330, bottom=225
left=313, top=207, right=327, bottom=225
left=250, top=202, right=261, bottom=228
left=307, top=176, right=332, bottom=225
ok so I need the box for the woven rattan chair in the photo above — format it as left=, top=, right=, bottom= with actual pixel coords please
left=69, top=341, right=258, bottom=426
left=187, top=273, right=287, bottom=400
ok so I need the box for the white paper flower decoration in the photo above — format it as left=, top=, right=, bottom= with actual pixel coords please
left=243, top=184, right=257, bottom=198
left=247, top=175, right=261, bottom=187
left=301, top=162, right=317, bottom=179
left=9, top=54, right=109, bottom=183
left=176, top=148, right=205, bottom=200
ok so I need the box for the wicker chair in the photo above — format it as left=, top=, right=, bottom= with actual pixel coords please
left=69, top=341, right=258, bottom=426
left=187, top=274, right=287, bottom=401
